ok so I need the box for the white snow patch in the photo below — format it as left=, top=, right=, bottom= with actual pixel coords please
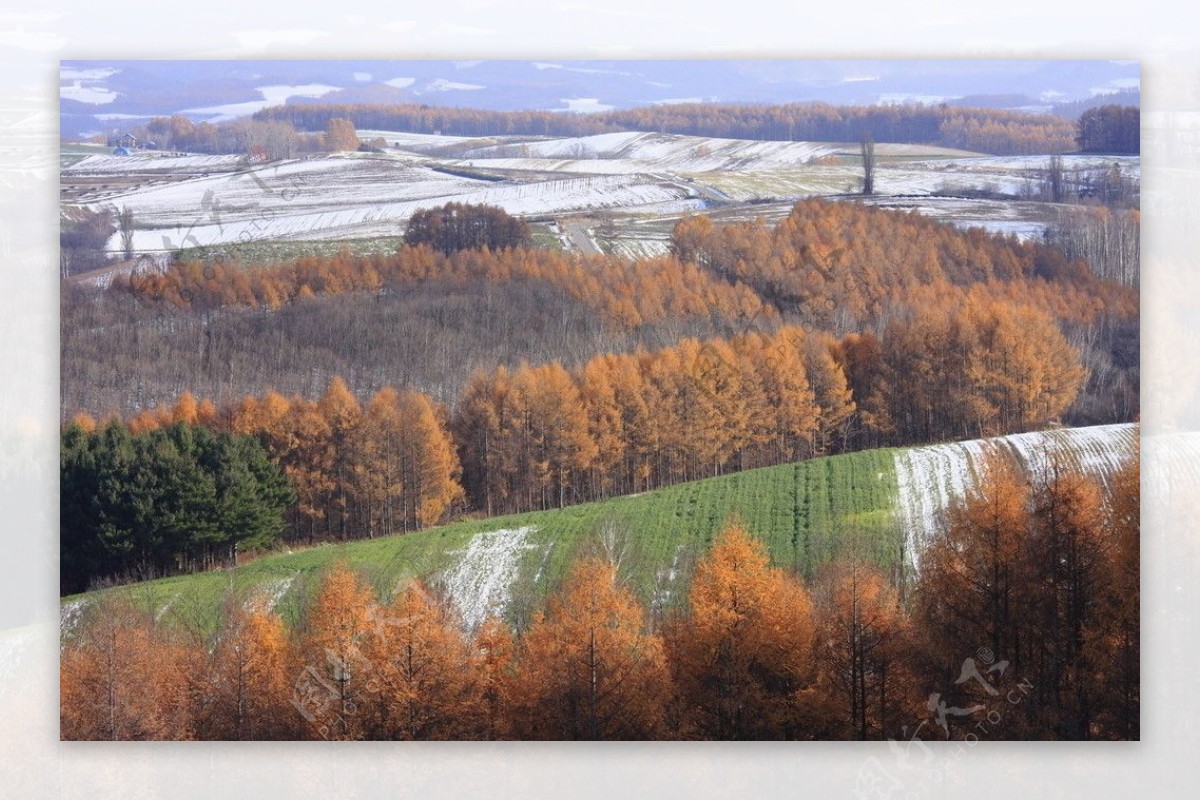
left=258, top=84, right=341, bottom=105
left=879, top=93, right=949, bottom=106
left=60, top=599, right=90, bottom=638
left=354, top=72, right=373, bottom=82
left=894, top=424, right=1137, bottom=574
left=535, top=63, right=633, bottom=77
left=61, top=81, right=118, bottom=105
left=248, top=575, right=296, bottom=613
left=653, top=545, right=687, bottom=611
left=423, top=79, right=485, bottom=92
left=61, top=67, right=119, bottom=81
left=443, top=526, right=539, bottom=630
left=558, top=98, right=614, bottom=113
left=384, top=77, right=415, bottom=89
left=154, top=595, right=179, bottom=623
left=182, top=84, right=341, bottom=122
left=459, top=131, right=838, bottom=172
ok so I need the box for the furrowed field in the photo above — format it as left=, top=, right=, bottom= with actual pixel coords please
left=61, top=444, right=900, bottom=638
left=60, top=424, right=1134, bottom=640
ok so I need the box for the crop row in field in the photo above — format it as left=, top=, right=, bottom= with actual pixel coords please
left=62, top=444, right=903, bottom=637
left=58, top=425, right=1138, bottom=641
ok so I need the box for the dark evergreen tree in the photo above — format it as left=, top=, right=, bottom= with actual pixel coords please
left=60, top=422, right=294, bottom=593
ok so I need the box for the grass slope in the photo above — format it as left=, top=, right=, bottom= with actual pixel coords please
left=63, top=447, right=900, bottom=635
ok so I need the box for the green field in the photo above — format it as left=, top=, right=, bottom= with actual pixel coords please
left=62, top=446, right=901, bottom=635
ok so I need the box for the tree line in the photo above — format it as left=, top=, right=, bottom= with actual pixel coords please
left=253, top=101, right=1078, bottom=155
left=1045, top=206, right=1140, bottom=287
left=670, top=199, right=1135, bottom=334
left=75, top=377, right=463, bottom=547
left=111, top=243, right=766, bottom=332
left=668, top=199, right=1138, bottom=430
left=126, top=115, right=366, bottom=160
left=453, top=313, right=1084, bottom=513
left=70, top=201, right=1135, bottom=432
left=60, top=444, right=1138, bottom=740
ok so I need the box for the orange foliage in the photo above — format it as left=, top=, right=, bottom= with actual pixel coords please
left=667, top=522, right=818, bottom=738
left=115, top=245, right=769, bottom=332
left=359, top=581, right=486, bottom=739
left=508, top=557, right=671, bottom=739
left=60, top=596, right=196, bottom=740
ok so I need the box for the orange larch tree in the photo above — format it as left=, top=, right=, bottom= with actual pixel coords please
left=359, top=581, right=484, bottom=740
left=297, top=562, right=376, bottom=740
left=668, top=522, right=819, bottom=739
left=508, top=557, right=671, bottom=739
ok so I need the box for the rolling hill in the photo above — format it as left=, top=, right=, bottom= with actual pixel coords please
left=60, top=423, right=1136, bottom=638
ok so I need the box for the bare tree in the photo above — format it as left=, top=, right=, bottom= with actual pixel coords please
left=118, top=206, right=136, bottom=260
left=860, top=134, right=876, bottom=196
left=1046, top=155, right=1065, bottom=203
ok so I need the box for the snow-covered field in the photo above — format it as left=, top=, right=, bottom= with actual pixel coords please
left=893, top=423, right=1138, bottom=573
left=442, top=526, right=540, bottom=630
left=455, top=131, right=839, bottom=173
left=859, top=196, right=1058, bottom=240
left=357, top=129, right=529, bottom=154
left=66, top=153, right=696, bottom=252
left=64, top=153, right=249, bottom=175
left=61, top=131, right=1140, bottom=256
left=607, top=235, right=674, bottom=259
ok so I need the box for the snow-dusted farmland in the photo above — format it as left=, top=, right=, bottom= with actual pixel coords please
left=859, top=196, right=1058, bottom=240
left=893, top=423, right=1138, bottom=573
left=452, top=130, right=840, bottom=173
left=64, top=153, right=249, bottom=175
left=61, top=131, right=1140, bottom=256
left=68, top=153, right=695, bottom=252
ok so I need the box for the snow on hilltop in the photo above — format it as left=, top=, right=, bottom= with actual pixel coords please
left=456, top=131, right=839, bottom=173
left=893, top=423, right=1138, bottom=573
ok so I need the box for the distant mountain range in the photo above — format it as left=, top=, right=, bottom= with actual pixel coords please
left=60, top=59, right=1140, bottom=139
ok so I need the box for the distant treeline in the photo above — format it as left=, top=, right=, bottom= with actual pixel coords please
left=1076, top=105, right=1141, bottom=154
left=123, top=115, right=366, bottom=160
left=253, top=101, right=1081, bottom=155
